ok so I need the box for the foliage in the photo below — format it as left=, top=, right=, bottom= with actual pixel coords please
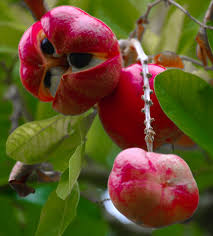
left=1, top=0, right=213, bottom=235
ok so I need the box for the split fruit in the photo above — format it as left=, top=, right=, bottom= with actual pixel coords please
left=19, top=6, right=122, bottom=115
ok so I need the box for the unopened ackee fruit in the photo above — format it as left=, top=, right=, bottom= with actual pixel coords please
left=108, top=148, right=199, bottom=228
left=98, top=63, right=182, bottom=150
left=19, top=6, right=122, bottom=115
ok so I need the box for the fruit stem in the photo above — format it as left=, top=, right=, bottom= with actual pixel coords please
left=23, top=0, right=48, bottom=20
left=130, top=39, right=155, bottom=152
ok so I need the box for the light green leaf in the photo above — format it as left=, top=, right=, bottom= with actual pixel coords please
left=7, top=110, right=95, bottom=165
left=48, top=111, right=95, bottom=172
left=35, top=183, right=80, bottom=236
left=56, top=144, right=85, bottom=200
left=6, top=115, right=74, bottom=164
left=155, top=69, right=213, bottom=156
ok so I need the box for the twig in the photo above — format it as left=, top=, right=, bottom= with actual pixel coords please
left=0, top=61, right=9, bottom=72
left=9, top=162, right=60, bottom=197
left=203, top=0, right=213, bottom=24
left=195, top=0, right=213, bottom=66
left=130, top=0, right=213, bottom=42
left=167, top=0, right=213, bottom=30
left=5, top=1, right=48, bottom=197
left=4, top=85, right=33, bottom=132
left=9, top=162, right=38, bottom=197
left=180, top=55, right=213, bottom=70
left=130, top=39, right=155, bottom=152
left=23, top=0, right=48, bottom=20
left=0, top=56, right=18, bottom=85
left=129, top=0, right=162, bottom=40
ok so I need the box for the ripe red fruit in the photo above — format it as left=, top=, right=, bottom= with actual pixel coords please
left=19, top=6, right=122, bottom=115
left=98, top=63, right=182, bottom=150
left=108, top=148, right=199, bottom=228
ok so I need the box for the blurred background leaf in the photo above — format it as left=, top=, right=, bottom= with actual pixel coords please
left=1, top=0, right=213, bottom=235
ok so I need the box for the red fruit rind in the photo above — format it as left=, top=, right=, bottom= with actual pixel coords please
left=18, top=6, right=122, bottom=115
left=40, top=6, right=119, bottom=57
left=108, top=148, right=199, bottom=228
left=98, top=64, right=182, bottom=150
left=53, top=56, right=121, bottom=114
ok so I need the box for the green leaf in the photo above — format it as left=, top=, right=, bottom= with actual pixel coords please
left=86, top=116, right=121, bottom=167
left=176, top=0, right=209, bottom=56
left=155, top=69, right=213, bottom=156
left=6, top=110, right=95, bottom=165
left=48, top=111, right=95, bottom=172
left=173, top=149, right=213, bottom=192
left=0, top=22, right=25, bottom=53
left=6, top=115, right=74, bottom=164
left=35, top=183, right=80, bottom=236
left=0, top=85, right=16, bottom=186
left=0, top=194, right=42, bottom=236
left=56, top=144, right=85, bottom=200
left=157, top=8, right=185, bottom=53
left=153, top=223, right=185, bottom=236
left=0, top=2, right=15, bottom=21
left=206, top=21, right=213, bottom=55
left=36, top=102, right=58, bottom=120
left=64, top=196, right=109, bottom=236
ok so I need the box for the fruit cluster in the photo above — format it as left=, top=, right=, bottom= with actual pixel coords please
left=18, top=6, right=199, bottom=228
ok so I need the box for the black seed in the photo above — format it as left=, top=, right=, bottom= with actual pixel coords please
left=44, top=71, right=51, bottom=88
left=68, top=53, right=93, bottom=68
left=41, top=38, right=55, bottom=55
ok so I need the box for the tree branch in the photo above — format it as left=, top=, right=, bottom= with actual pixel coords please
left=9, top=162, right=37, bottom=197
left=129, top=0, right=162, bottom=41
left=9, top=162, right=60, bottom=197
left=180, top=55, right=213, bottom=70
left=167, top=0, right=213, bottom=30
left=130, top=39, right=155, bottom=152
left=130, top=0, right=213, bottom=43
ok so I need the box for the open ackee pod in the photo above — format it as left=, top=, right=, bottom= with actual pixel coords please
left=19, top=6, right=122, bottom=115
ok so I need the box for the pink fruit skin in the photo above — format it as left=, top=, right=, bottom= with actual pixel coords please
left=98, top=63, right=182, bottom=150
left=19, top=6, right=122, bottom=115
left=108, top=148, right=199, bottom=228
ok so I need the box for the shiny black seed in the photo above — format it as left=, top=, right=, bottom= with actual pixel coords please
left=41, top=38, right=55, bottom=55
left=68, top=53, right=93, bottom=68
left=44, top=71, right=51, bottom=88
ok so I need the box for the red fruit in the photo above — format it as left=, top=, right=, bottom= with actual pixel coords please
left=98, top=63, right=182, bottom=150
left=108, top=148, right=199, bottom=228
left=19, top=6, right=122, bottom=115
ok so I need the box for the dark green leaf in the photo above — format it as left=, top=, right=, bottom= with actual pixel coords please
left=155, top=69, right=213, bottom=156
left=0, top=195, right=41, bottom=236
left=64, top=196, right=109, bottom=236
left=173, top=148, right=213, bottom=192
left=35, top=183, right=80, bottom=236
